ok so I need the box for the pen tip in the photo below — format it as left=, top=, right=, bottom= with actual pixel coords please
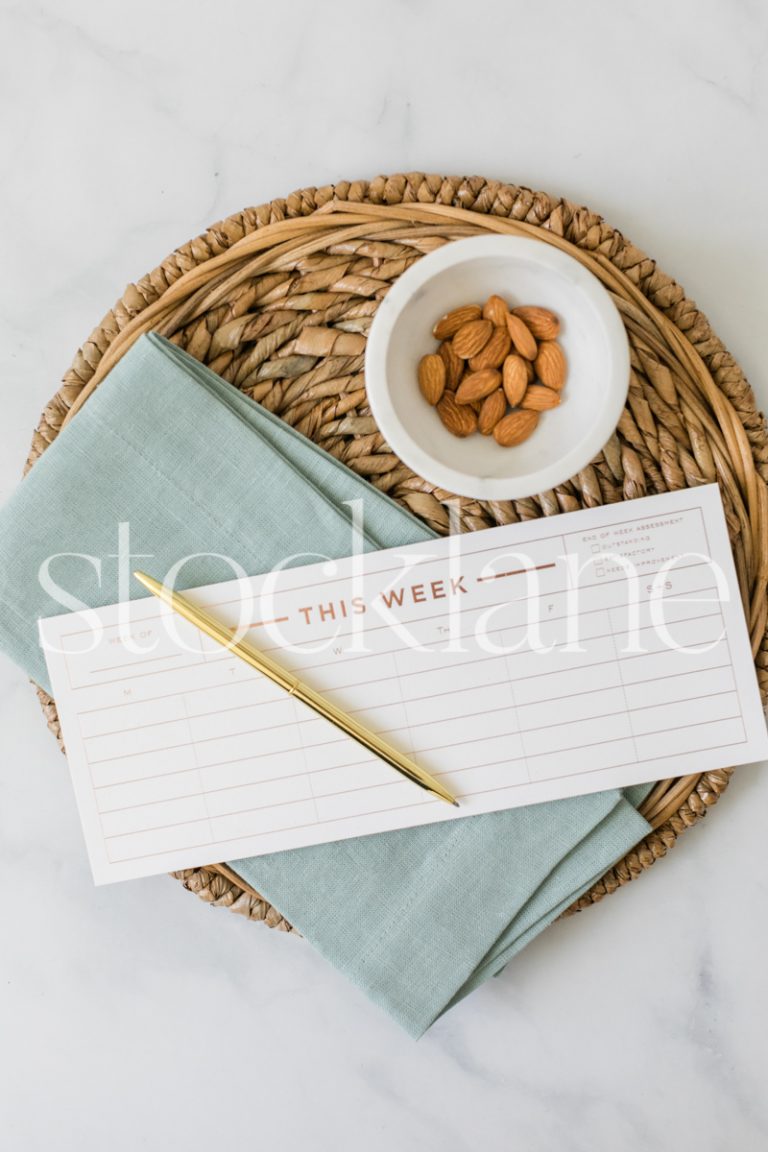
left=133, top=570, right=161, bottom=595
left=451, top=799, right=460, bottom=808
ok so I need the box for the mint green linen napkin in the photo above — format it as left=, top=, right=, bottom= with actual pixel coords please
left=0, top=333, right=651, bottom=1035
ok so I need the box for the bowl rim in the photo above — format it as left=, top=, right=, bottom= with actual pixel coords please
left=364, top=235, right=630, bottom=500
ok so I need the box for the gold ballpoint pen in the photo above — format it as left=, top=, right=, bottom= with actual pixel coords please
left=133, top=572, right=459, bottom=807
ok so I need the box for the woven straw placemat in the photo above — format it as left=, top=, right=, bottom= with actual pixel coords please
left=28, top=173, right=768, bottom=932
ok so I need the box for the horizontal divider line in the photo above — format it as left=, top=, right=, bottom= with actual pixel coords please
left=108, top=791, right=442, bottom=862
left=68, top=560, right=715, bottom=682
left=90, top=652, right=186, bottom=675
left=81, top=603, right=725, bottom=740
left=111, top=732, right=750, bottom=865
left=86, top=652, right=736, bottom=769
left=97, top=710, right=746, bottom=819
left=477, top=562, right=556, bottom=582
left=74, top=575, right=719, bottom=708
left=82, top=537, right=709, bottom=652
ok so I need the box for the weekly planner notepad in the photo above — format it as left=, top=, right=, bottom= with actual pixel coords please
left=39, top=485, right=768, bottom=884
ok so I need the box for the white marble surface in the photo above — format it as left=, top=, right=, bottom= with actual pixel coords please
left=1, top=0, right=768, bottom=1147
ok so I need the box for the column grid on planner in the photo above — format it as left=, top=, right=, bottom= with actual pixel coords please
left=290, top=633, right=512, bottom=820
left=195, top=557, right=631, bottom=686
left=223, top=650, right=414, bottom=824
left=89, top=656, right=313, bottom=846
left=85, top=689, right=206, bottom=846
left=606, top=564, right=744, bottom=757
left=203, top=689, right=323, bottom=843
left=63, top=611, right=204, bottom=689
left=559, top=506, right=710, bottom=587
left=187, top=649, right=387, bottom=835
left=294, top=650, right=415, bottom=824
left=395, top=638, right=526, bottom=796
left=501, top=599, right=637, bottom=783
left=241, top=536, right=567, bottom=672
left=414, top=541, right=564, bottom=792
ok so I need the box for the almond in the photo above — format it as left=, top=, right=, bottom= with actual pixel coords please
left=521, top=384, right=561, bottom=411
left=502, top=354, right=528, bottom=407
left=432, top=304, right=482, bottom=341
left=469, top=325, right=512, bottom=371
left=452, top=318, right=493, bottom=359
left=424, top=298, right=564, bottom=443
left=438, top=340, right=464, bottom=390
left=477, top=389, right=507, bottom=435
left=535, top=340, right=567, bottom=391
left=493, top=409, right=539, bottom=447
left=511, top=306, right=560, bottom=341
left=505, top=313, right=538, bottom=360
left=482, top=294, right=510, bottom=327
left=437, top=392, right=478, bottom=437
left=455, top=368, right=502, bottom=404
left=417, top=354, right=446, bottom=406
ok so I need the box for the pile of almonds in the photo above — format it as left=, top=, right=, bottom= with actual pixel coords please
left=417, top=296, right=566, bottom=446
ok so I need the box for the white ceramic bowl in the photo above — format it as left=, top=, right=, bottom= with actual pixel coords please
left=365, top=235, right=629, bottom=500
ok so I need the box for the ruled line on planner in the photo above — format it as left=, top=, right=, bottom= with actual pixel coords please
left=66, top=585, right=535, bottom=683
left=426, top=717, right=747, bottom=785
left=184, top=563, right=718, bottom=661
left=62, top=613, right=291, bottom=642
left=194, top=503, right=704, bottom=611
left=93, top=754, right=376, bottom=792
left=95, top=701, right=744, bottom=819
left=93, top=763, right=217, bottom=790
left=82, top=654, right=524, bottom=758
left=99, top=723, right=732, bottom=823
left=74, top=582, right=722, bottom=715
left=67, top=562, right=719, bottom=690
left=269, top=595, right=721, bottom=677
left=74, top=595, right=724, bottom=694
left=559, top=504, right=701, bottom=537
left=463, top=737, right=750, bottom=797
left=85, top=646, right=733, bottom=771
left=87, top=688, right=515, bottom=745
left=88, top=696, right=507, bottom=763
left=617, top=686, right=736, bottom=714
left=79, top=607, right=726, bottom=741
left=104, top=715, right=747, bottom=856
left=97, top=766, right=417, bottom=816
left=61, top=554, right=713, bottom=653
left=91, top=652, right=186, bottom=675
left=366, top=662, right=730, bottom=718
left=276, top=593, right=721, bottom=664
left=276, top=550, right=709, bottom=605
left=100, top=666, right=732, bottom=791
left=103, top=794, right=327, bottom=839
left=70, top=658, right=209, bottom=690
left=106, top=796, right=444, bottom=861
left=90, top=684, right=740, bottom=788
left=303, top=709, right=746, bottom=774
left=179, top=596, right=724, bottom=683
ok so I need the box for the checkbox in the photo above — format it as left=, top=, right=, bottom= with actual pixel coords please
left=591, top=543, right=600, bottom=553
left=595, top=565, right=605, bottom=577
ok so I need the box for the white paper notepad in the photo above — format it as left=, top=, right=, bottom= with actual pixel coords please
left=40, top=485, right=768, bottom=883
